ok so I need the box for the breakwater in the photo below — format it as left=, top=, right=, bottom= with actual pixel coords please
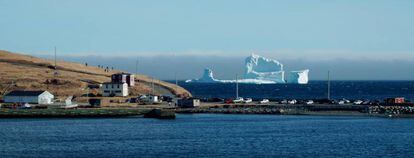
left=0, top=108, right=176, bottom=119
left=177, top=104, right=368, bottom=114
left=176, top=104, right=414, bottom=118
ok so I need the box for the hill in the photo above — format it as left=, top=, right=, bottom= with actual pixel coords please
left=0, top=50, right=191, bottom=99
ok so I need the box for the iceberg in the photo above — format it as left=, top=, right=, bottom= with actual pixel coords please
left=185, top=68, right=277, bottom=84
left=186, top=54, right=309, bottom=84
left=244, top=54, right=285, bottom=83
left=286, top=70, right=309, bottom=84
left=185, top=68, right=219, bottom=83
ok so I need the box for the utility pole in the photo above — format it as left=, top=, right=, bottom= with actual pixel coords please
left=54, top=46, right=58, bottom=78
left=174, top=53, right=178, bottom=97
left=327, top=71, right=331, bottom=100
left=151, top=77, right=154, bottom=95
left=54, top=46, right=57, bottom=69
left=135, top=57, right=139, bottom=75
left=236, top=74, right=239, bottom=98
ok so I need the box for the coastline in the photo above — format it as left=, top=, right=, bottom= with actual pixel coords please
left=176, top=103, right=414, bottom=118
left=0, top=108, right=175, bottom=119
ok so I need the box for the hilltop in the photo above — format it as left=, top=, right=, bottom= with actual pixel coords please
left=0, top=50, right=191, bottom=99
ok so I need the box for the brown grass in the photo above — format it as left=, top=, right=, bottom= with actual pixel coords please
left=0, top=50, right=191, bottom=99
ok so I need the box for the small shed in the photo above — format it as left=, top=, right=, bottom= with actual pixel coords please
left=88, top=98, right=109, bottom=107
left=177, top=98, right=201, bottom=108
left=3, top=90, right=54, bottom=104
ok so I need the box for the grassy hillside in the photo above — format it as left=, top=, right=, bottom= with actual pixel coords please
left=0, top=50, right=191, bottom=99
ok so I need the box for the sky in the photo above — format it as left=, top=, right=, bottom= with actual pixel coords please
left=1, top=0, right=414, bottom=80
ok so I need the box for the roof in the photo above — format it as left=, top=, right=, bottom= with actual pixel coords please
left=102, top=82, right=127, bottom=85
left=112, top=72, right=132, bottom=76
left=5, top=90, right=47, bottom=96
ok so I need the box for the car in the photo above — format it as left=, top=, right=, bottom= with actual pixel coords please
left=281, top=100, right=288, bottom=104
left=224, top=99, right=234, bottom=104
left=243, top=98, right=253, bottom=103
left=354, top=100, right=363, bottom=105
left=342, top=98, right=351, bottom=104
left=362, top=100, right=371, bottom=105
left=259, top=99, right=270, bottom=104
left=338, top=100, right=345, bottom=105
left=288, top=99, right=297, bottom=104
left=306, top=100, right=314, bottom=105
left=233, top=97, right=244, bottom=103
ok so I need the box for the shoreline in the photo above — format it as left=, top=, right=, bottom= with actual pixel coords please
left=0, top=108, right=176, bottom=119
left=176, top=103, right=414, bottom=118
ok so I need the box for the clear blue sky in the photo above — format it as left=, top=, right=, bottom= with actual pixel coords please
left=1, top=0, right=414, bottom=80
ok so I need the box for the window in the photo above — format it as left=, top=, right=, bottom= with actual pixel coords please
left=105, top=84, right=108, bottom=88
left=112, top=84, right=114, bottom=88
left=104, top=90, right=110, bottom=93
left=115, top=90, right=121, bottom=93
left=117, top=84, right=120, bottom=88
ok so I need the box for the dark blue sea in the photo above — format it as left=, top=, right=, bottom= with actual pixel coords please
left=177, top=81, right=414, bottom=101
left=1, top=114, right=414, bottom=158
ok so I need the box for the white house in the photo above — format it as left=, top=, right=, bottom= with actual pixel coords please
left=101, top=82, right=128, bottom=97
left=3, top=90, right=54, bottom=104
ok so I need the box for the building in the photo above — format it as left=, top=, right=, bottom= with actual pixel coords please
left=111, top=73, right=135, bottom=87
left=3, top=90, right=54, bottom=104
left=138, top=95, right=160, bottom=104
left=102, top=82, right=128, bottom=97
left=385, top=97, right=405, bottom=104
left=88, top=98, right=110, bottom=107
left=177, top=98, right=201, bottom=108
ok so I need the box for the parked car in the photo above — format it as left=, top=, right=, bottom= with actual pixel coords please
left=243, top=98, right=253, bottom=103
left=288, top=99, right=297, bottom=104
left=224, top=99, right=234, bottom=104
left=306, top=100, right=314, bottom=105
left=362, top=100, right=371, bottom=105
left=233, top=97, right=244, bottom=103
left=281, top=100, right=288, bottom=104
left=343, top=98, right=351, bottom=104
left=353, top=100, right=363, bottom=105
left=259, top=99, right=270, bottom=104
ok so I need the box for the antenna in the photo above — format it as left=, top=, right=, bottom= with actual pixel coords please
left=327, top=70, right=331, bottom=100
left=135, top=57, right=139, bottom=75
left=236, top=74, right=239, bottom=98
left=174, top=53, right=178, bottom=97
left=54, top=46, right=58, bottom=77
left=151, top=77, right=155, bottom=95
left=54, top=46, right=57, bottom=69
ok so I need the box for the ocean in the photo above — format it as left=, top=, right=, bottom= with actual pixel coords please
left=177, top=81, right=414, bottom=101
left=1, top=114, right=414, bottom=158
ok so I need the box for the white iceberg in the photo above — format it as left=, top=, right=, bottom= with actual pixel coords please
left=185, top=68, right=276, bottom=84
left=186, top=54, right=309, bottom=84
left=244, top=54, right=285, bottom=83
left=185, top=68, right=219, bottom=83
left=286, top=69, right=309, bottom=84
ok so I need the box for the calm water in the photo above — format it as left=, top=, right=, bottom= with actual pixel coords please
left=177, top=81, right=414, bottom=101
left=1, top=114, right=414, bottom=158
